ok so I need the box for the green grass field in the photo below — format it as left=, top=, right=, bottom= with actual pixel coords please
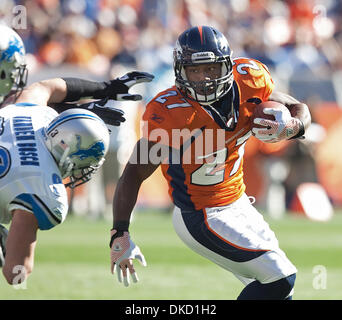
left=0, top=209, right=341, bottom=300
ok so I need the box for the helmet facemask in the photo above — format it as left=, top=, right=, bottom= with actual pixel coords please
left=10, top=61, right=28, bottom=101
left=174, top=40, right=234, bottom=106
left=65, top=165, right=103, bottom=189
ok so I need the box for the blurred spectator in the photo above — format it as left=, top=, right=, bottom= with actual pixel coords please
left=0, top=0, right=339, bottom=84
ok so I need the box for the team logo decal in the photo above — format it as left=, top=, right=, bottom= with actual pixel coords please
left=70, top=135, right=105, bottom=161
left=0, top=36, right=24, bottom=62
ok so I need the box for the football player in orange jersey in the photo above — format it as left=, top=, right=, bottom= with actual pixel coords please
left=109, top=26, right=311, bottom=299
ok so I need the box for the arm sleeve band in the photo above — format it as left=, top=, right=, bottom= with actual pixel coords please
left=112, top=220, right=130, bottom=231
left=61, top=78, right=108, bottom=102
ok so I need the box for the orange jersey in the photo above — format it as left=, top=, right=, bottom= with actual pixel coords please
left=142, top=58, right=274, bottom=211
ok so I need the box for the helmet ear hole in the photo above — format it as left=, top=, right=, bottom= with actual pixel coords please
left=0, top=71, right=6, bottom=79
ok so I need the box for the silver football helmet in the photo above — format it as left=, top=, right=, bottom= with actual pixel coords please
left=0, top=25, right=27, bottom=103
left=44, top=109, right=110, bottom=188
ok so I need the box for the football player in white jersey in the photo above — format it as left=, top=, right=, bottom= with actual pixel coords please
left=0, top=25, right=154, bottom=284
left=0, top=104, right=109, bottom=285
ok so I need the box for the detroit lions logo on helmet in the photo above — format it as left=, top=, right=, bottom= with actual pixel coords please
left=0, top=36, right=25, bottom=62
left=69, top=135, right=106, bottom=161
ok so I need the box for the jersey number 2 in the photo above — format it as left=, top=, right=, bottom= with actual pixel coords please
left=155, top=90, right=191, bottom=109
left=190, top=132, right=250, bottom=186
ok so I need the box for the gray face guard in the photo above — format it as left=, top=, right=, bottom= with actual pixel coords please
left=174, top=50, right=234, bottom=105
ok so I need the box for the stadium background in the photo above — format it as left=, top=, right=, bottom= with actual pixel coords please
left=0, top=0, right=342, bottom=299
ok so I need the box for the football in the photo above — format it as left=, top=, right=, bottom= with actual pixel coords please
left=251, top=101, right=290, bottom=131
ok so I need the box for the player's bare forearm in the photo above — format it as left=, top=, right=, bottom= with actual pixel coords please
left=2, top=210, right=38, bottom=285
left=17, top=78, right=67, bottom=106
left=112, top=165, right=141, bottom=224
left=112, top=139, right=160, bottom=227
left=110, top=142, right=156, bottom=285
left=269, top=91, right=311, bottom=129
left=287, top=103, right=311, bottom=130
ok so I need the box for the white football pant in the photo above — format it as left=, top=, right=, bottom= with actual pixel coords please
left=172, top=193, right=297, bottom=285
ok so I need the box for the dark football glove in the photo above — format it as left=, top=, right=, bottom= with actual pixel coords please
left=51, top=98, right=125, bottom=126
left=62, top=71, right=154, bottom=103
left=104, top=71, right=155, bottom=101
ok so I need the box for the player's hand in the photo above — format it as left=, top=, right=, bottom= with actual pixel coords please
left=104, top=72, right=154, bottom=101
left=110, top=229, right=147, bottom=287
left=252, top=108, right=304, bottom=142
left=51, top=98, right=125, bottom=126
left=85, top=98, right=125, bottom=126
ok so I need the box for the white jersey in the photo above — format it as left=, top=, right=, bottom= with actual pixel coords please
left=0, top=103, right=68, bottom=230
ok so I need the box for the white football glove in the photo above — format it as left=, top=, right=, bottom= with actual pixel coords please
left=110, top=230, right=147, bottom=287
left=252, top=107, right=303, bottom=142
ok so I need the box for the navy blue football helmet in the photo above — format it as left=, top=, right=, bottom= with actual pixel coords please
left=174, top=26, right=234, bottom=105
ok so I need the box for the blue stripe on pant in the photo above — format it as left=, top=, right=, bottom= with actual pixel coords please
left=180, top=210, right=268, bottom=263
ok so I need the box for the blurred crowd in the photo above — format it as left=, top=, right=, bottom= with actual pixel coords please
left=0, top=0, right=341, bottom=91
left=1, top=0, right=342, bottom=215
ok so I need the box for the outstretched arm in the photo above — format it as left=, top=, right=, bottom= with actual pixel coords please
left=17, top=78, right=67, bottom=106
left=16, top=71, right=154, bottom=106
left=110, top=139, right=160, bottom=286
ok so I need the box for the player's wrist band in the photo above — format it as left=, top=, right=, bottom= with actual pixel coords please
left=109, top=220, right=130, bottom=248
left=113, top=220, right=130, bottom=231
left=109, top=222, right=129, bottom=248
left=288, top=119, right=305, bottom=140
